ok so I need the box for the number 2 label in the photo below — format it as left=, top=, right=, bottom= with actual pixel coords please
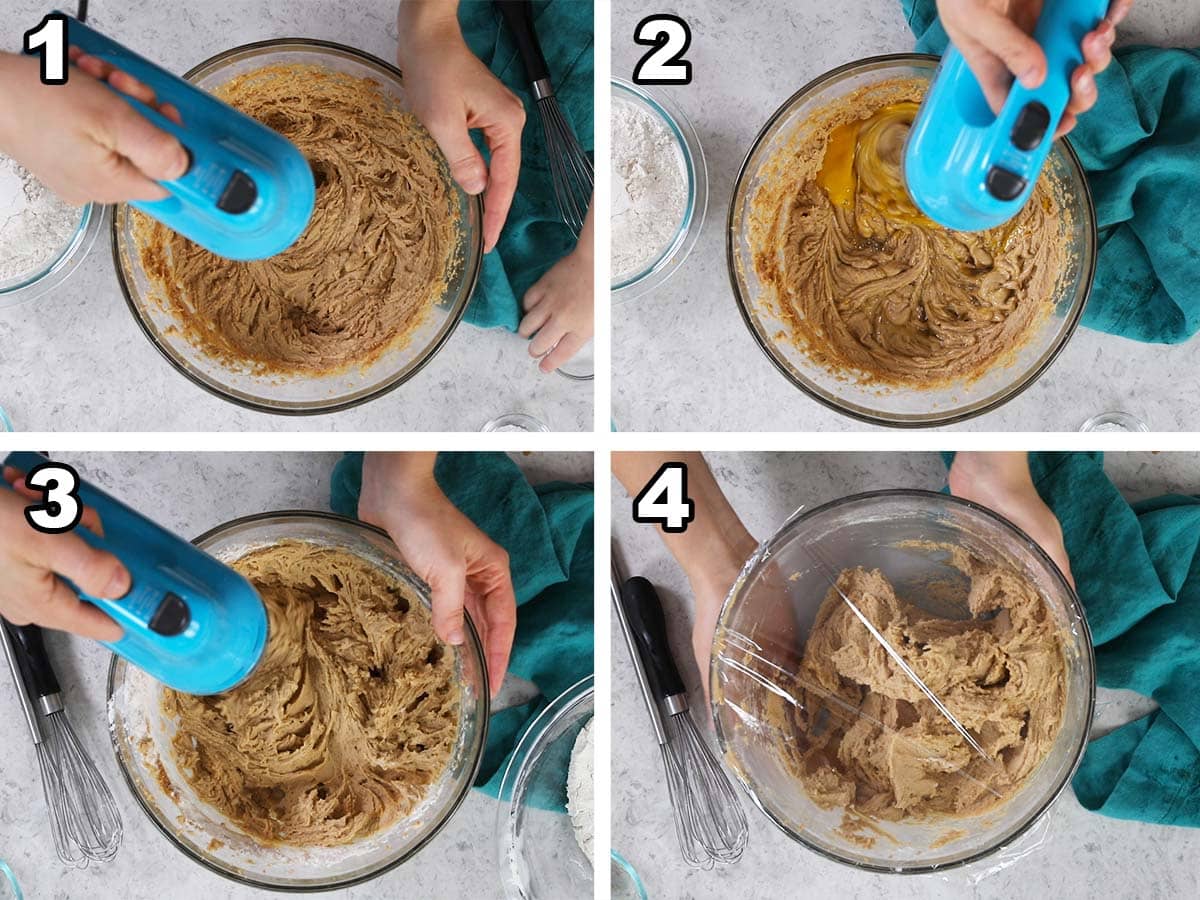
left=23, top=462, right=83, bottom=534
left=633, top=14, right=693, bottom=85
left=24, top=13, right=69, bottom=85
left=633, top=462, right=695, bottom=533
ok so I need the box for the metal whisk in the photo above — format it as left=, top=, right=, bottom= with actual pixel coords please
left=612, top=553, right=748, bottom=868
left=495, top=0, right=593, bottom=236
left=1, top=619, right=123, bottom=867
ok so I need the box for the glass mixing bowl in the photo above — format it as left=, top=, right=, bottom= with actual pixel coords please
left=727, top=55, right=1096, bottom=427
left=0, top=201, right=104, bottom=310
left=498, top=675, right=594, bottom=899
left=112, top=40, right=483, bottom=415
left=711, top=490, right=1094, bottom=872
left=611, top=79, right=707, bottom=302
left=106, top=511, right=490, bottom=891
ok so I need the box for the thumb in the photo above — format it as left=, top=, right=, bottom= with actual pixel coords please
left=428, top=565, right=467, bottom=646
left=111, top=103, right=190, bottom=185
left=424, top=113, right=487, bottom=195
left=30, top=531, right=131, bottom=601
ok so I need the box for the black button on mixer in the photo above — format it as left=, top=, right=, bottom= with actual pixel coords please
left=149, top=592, right=191, bottom=637
left=218, top=170, right=258, bottom=214
left=1011, top=101, right=1051, bottom=151
left=986, top=165, right=1028, bottom=201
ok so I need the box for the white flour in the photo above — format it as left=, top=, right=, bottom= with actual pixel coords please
left=611, top=99, right=688, bottom=282
left=566, top=717, right=594, bottom=864
left=0, top=154, right=81, bottom=285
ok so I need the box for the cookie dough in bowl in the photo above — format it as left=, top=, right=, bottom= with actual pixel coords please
left=728, top=55, right=1096, bottom=427
left=114, top=40, right=483, bottom=415
left=711, top=490, right=1094, bottom=872
left=107, top=512, right=489, bottom=891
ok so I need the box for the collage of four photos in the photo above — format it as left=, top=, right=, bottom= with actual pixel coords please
left=1, top=1, right=1199, bottom=899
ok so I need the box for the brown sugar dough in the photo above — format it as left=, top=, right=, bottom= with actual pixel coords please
left=134, top=63, right=460, bottom=376
left=748, top=78, right=1072, bottom=386
left=162, top=541, right=458, bottom=847
left=781, top=560, right=1066, bottom=822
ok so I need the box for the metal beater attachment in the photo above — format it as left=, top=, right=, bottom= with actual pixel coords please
left=612, top=551, right=748, bottom=868
left=495, top=0, right=594, bottom=236
left=1, top=620, right=123, bottom=867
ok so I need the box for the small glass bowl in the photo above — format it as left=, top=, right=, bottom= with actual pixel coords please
left=727, top=55, right=1096, bottom=428
left=0, top=406, right=12, bottom=432
left=611, top=79, right=707, bottom=302
left=0, top=201, right=104, bottom=310
left=107, top=511, right=489, bottom=891
left=712, top=490, right=1094, bottom=872
left=482, top=413, right=551, bottom=433
left=611, top=851, right=648, bottom=899
left=498, top=675, right=594, bottom=899
left=556, top=339, right=594, bottom=382
left=1080, top=411, right=1149, bottom=433
left=112, top=40, right=482, bottom=416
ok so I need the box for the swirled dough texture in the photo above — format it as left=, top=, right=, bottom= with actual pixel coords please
left=768, top=558, right=1066, bottom=822
left=162, top=541, right=459, bottom=847
left=134, top=64, right=460, bottom=376
left=749, top=79, right=1074, bottom=386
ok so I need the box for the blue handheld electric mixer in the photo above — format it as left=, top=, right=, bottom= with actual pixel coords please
left=904, top=0, right=1108, bottom=231
left=4, top=452, right=267, bottom=696
left=58, top=14, right=315, bottom=260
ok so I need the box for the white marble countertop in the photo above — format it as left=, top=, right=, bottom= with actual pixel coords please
left=0, top=0, right=591, bottom=433
left=0, top=450, right=591, bottom=900
left=612, top=0, right=1200, bottom=433
left=611, top=451, right=1200, bottom=899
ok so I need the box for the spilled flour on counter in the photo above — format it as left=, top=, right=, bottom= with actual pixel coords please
left=0, top=154, right=81, bottom=284
left=611, top=99, right=688, bottom=282
left=567, top=717, right=594, bottom=863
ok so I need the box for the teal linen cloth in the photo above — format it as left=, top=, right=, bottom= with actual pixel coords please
left=902, top=1, right=1200, bottom=343
left=1025, top=453, right=1200, bottom=827
left=330, top=452, right=594, bottom=797
left=458, top=0, right=594, bottom=331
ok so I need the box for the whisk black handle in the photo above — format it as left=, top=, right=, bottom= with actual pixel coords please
left=1, top=620, right=61, bottom=701
left=620, top=576, right=686, bottom=701
left=494, top=0, right=551, bottom=89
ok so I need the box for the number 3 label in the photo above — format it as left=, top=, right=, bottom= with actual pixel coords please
left=633, top=462, right=695, bottom=533
left=633, top=14, right=693, bottom=85
left=23, top=463, right=83, bottom=534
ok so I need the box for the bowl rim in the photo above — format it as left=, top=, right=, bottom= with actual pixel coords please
left=105, top=508, right=490, bottom=893
left=709, top=487, right=1097, bottom=874
left=725, top=53, right=1098, bottom=429
left=496, top=673, right=595, bottom=900
left=111, top=38, right=482, bottom=417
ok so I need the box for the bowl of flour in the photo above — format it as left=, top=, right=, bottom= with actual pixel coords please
left=0, top=154, right=99, bottom=308
left=611, top=79, right=707, bottom=301
left=498, top=675, right=594, bottom=899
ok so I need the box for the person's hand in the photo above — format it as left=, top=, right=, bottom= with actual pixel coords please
left=397, top=3, right=525, bottom=254
left=518, top=201, right=594, bottom=373
left=0, top=467, right=127, bottom=641
left=948, top=452, right=1074, bottom=587
left=937, top=0, right=1134, bottom=136
left=358, top=453, right=516, bottom=696
left=0, top=50, right=188, bottom=204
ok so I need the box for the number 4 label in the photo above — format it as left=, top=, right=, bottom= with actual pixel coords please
left=633, top=14, right=693, bottom=85
left=23, top=462, right=83, bottom=534
left=633, top=462, right=695, bottom=533
left=24, top=13, right=69, bottom=86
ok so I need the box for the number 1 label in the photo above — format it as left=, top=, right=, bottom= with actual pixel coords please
left=24, top=13, right=69, bottom=86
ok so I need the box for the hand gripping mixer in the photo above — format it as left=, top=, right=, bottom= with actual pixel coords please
left=904, top=0, right=1108, bottom=231
left=59, top=14, right=315, bottom=260
left=4, top=452, right=267, bottom=696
